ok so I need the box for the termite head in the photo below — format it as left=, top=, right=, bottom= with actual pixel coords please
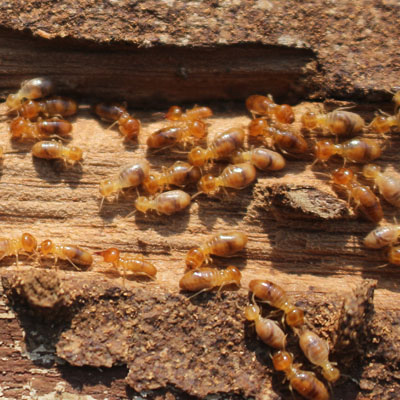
left=142, top=174, right=159, bottom=195
left=69, top=146, right=83, bottom=161
left=286, top=307, right=305, bottom=327
left=226, top=265, right=242, bottom=284
left=6, top=94, right=19, bottom=109
left=99, top=179, right=117, bottom=197
left=244, top=303, right=260, bottom=322
left=248, top=118, right=268, bottom=137
left=272, top=350, right=293, bottom=371
left=189, top=120, right=207, bottom=138
left=188, top=147, right=207, bottom=166
left=198, top=174, right=217, bottom=194
left=135, top=196, right=152, bottom=213
left=9, top=117, right=27, bottom=138
left=185, top=247, right=206, bottom=269
left=39, top=239, right=54, bottom=256
left=21, top=233, right=37, bottom=252
left=362, top=164, right=380, bottom=180
left=246, top=95, right=273, bottom=114
left=96, top=248, right=120, bottom=263
left=301, top=111, right=318, bottom=129
left=275, top=104, right=295, bottom=124
left=323, top=365, right=340, bottom=382
left=165, top=105, right=183, bottom=121
left=332, top=167, right=354, bottom=185
left=314, top=139, right=335, bottom=161
left=388, top=246, right=400, bottom=265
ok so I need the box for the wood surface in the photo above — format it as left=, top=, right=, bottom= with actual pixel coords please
left=0, top=1, right=399, bottom=398
left=0, top=96, right=399, bottom=399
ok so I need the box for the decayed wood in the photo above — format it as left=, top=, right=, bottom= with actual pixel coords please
left=0, top=0, right=400, bottom=103
left=0, top=97, right=400, bottom=399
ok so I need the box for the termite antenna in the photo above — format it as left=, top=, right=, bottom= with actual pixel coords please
left=191, top=191, right=203, bottom=200
left=374, top=262, right=389, bottom=269
left=313, top=171, right=331, bottom=180
left=187, top=287, right=211, bottom=300
left=124, top=209, right=137, bottom=220
left=107, top=120, right=119, bottom=131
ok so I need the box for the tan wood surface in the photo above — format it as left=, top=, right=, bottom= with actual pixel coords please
left=0, top=98, right=399, bottom=399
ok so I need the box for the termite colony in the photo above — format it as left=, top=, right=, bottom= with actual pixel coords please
left=1, top=77, right=400, bottom=400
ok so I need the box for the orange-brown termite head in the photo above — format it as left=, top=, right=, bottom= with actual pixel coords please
left=99, top=179, right=119, bottom=198
left=246, top=95, right=273, bottom=115
left=119, top=113, right=141, bottom=139
left=21, top=233, right=38, bottom=253
left=185, top=248, right=206, bottom=269
left=39, top=239, right=54, bottom=256
left=96, top=248, right=120, bottom=263
left=68, top=146, right=83, bottom=161
left=198, top=174, right=217, bottom=194
left=388, top=245, right=400, bottom=265
left=301, top=111, right=319, bottom=129
left=188, top=147, right=208, bottom=166
left=274, top=104, right=295, bottom=124
left=314, top=139, right=336, bottom=162
left=331, top=167, right=354, bottom=185
left=188, top=120, right=207, bottom=138
left=244, top=303, right=260, bottom=322
left=165, top=105, right=183, bottom=121
left=285, top=307, right=305, bottom=327
left=272, top=350, right=293, bottom=371
left=248, top=117, right=269, bottom=137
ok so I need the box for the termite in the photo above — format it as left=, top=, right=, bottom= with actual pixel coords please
left=142, top=161, right=201, bottom=195
left=246, top=95, right=295, bottom=124
left=197, top=163, right=257, bottom=195
left=32, top=141, right=83, bottom=164
left=314, top=137, right=381, bottom=164
left=301, top=110, right=365, bottom=136
left=299, top=329, right=340, bottom=382
left=0, top=233, right=37, bottom=265
left=95, top=247, right=156, bottom=280
left=165, top=105, right=212, bottom=122
left=188, top=127, right=245, bottom=166
left=362, top=164, right=400, bottom=207
left=10, top=117, right=72, bottom=141
left=179, top=265, right=241, bottom=294
left=185, top=231, right=248, bottom=269
left=6, top=77, right=54, bottom=109
left=272, top=351, right=330, bottom=400
left=231, top=147, right=286, bottom=171
left=18, top=97, right=78, bottom=119
left=38, top=239, right=93, bottom=268
left=135, top=190, right=191, bottom=215
left=364, top=225, right=400, bottom=249
left=244, top=303, right=286, bottom=349
left=249, top=279, right=305, bottom=327
left=93, top=103, right=140, bottom=140
left=248, top=118, right=308, bottom=154
left=99, top=160, right=150, bottom=206
left=331, top=167, right=383, bottom=223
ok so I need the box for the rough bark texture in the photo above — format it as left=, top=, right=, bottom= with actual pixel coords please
left=0, top=1, right=400, bottom=399
left=0, top=0, right=399, bottom=104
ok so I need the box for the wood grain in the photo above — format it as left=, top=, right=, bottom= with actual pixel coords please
left=0, top=98, right=400, bottom=399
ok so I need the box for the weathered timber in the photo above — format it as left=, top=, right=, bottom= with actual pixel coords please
left=0, top=101, right=400, bottom=399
